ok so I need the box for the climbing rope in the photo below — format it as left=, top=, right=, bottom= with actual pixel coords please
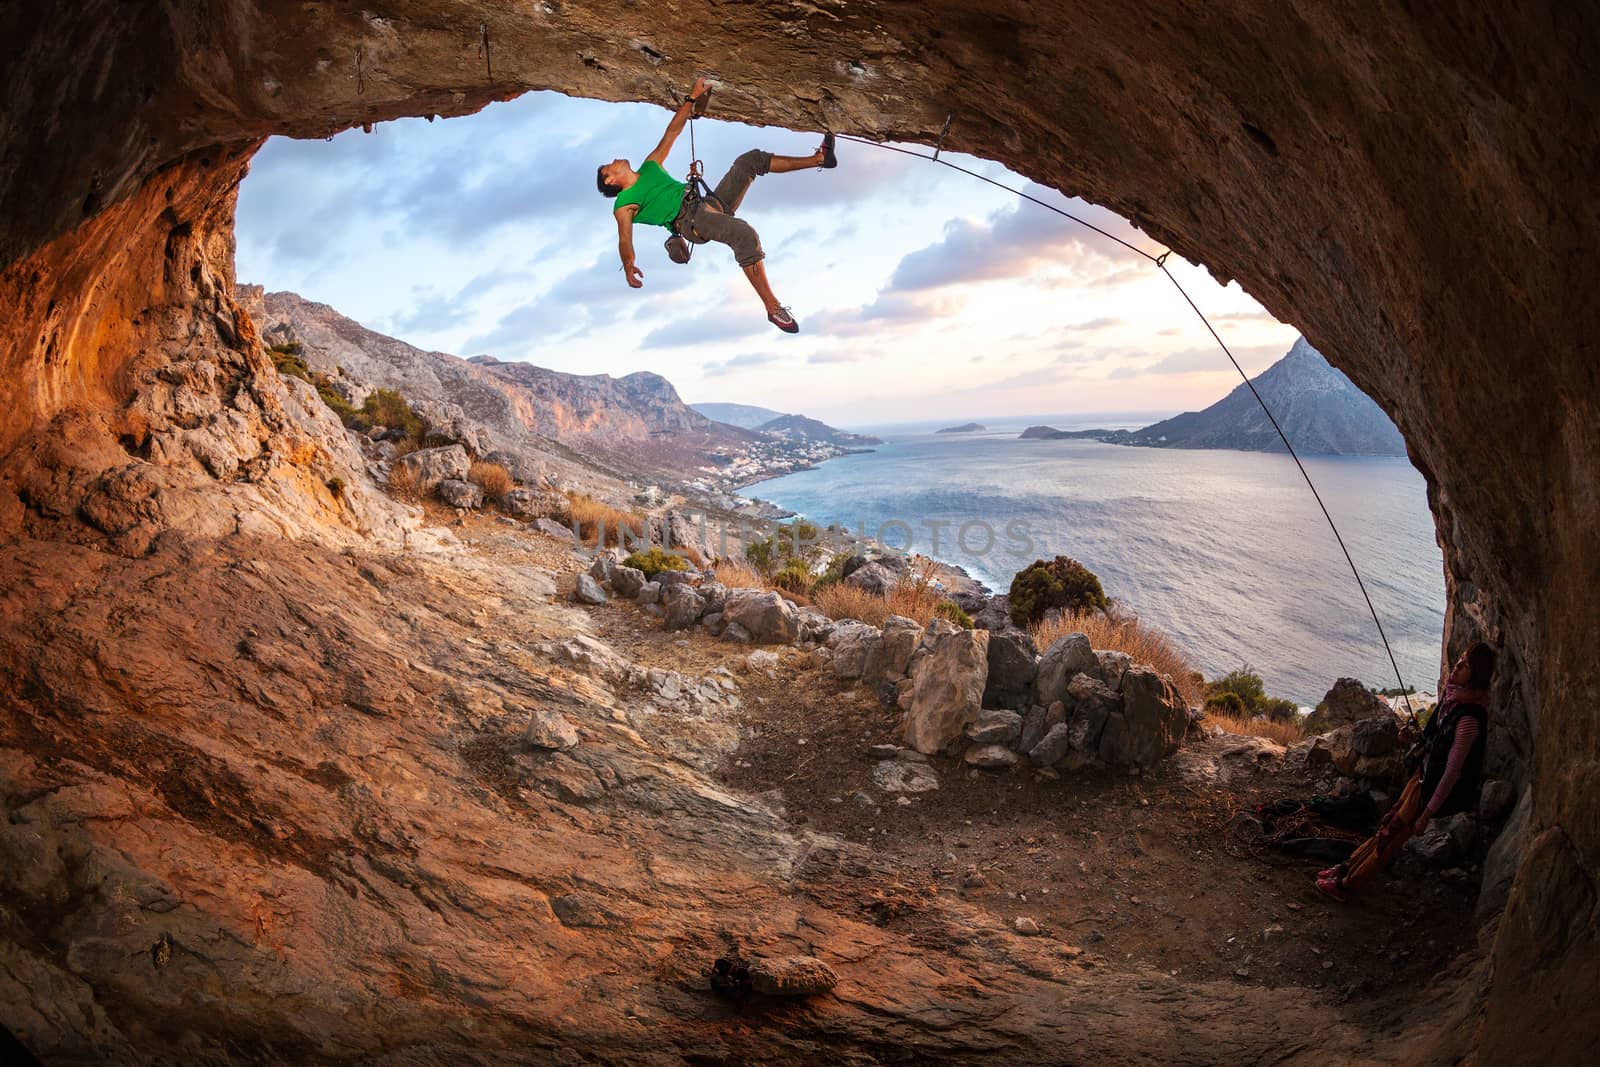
left=833, top=128, right=1418, bottom=719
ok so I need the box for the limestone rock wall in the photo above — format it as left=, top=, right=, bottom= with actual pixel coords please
left=3, top=1, right=1598, bottom=1058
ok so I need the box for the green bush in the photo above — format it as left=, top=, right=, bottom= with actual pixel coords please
left=326, top=476, right=346, bottom=497
left=1204, top=691, right=1247, bottom=717
left=1207, top=667, right=1267, bottom=709
left=359, top=388, right=425, bottom=438
left=269, top=343, right=312, bottom=382
left=315, top=380, right=360, bottom=424
left=1259, top=697, right=1300, bottom=723
left=1205, top=667, right=1301, bottom=725
left=1007, top=556, right=1107, bottom=627
left=744, top=520, right=823, bottom=576
left=935, top=600, right=973, bottom=628
left=623, top=546, right=690, bottom=579
left=772, top=559, right=814, bottom=594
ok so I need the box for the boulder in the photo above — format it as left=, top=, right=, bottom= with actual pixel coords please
left=1350, top=714, right=1400, bottom=757
left=1067, top=673, right=1119, bottom=753
left=724, top=621, right=752, bottom=643
left=1034, top=633, right=1097, bottom=706
left=611, top=566, right=648, bottom=598
left=588, top=554, right=619, bottom=584
left=971, top=594, right=1014, bottom=632
left=1096, top=650, right=1132, bottom=691
left=1310, top=677, right=1391, bottom=731
left=661, top=584, right=705, bottom=631
left=865, top=615, right=922, bottom=686
left=747, top=956, right=838, bottom=997
left=1018, top=705, right=1048, bottom=754
left=524, top=707, right=580, bottom=751
left=722, top=589, right=801, bottom=644
left=502, top=488, right=544, bottom=519
left=870, top=758, right=940, bottom=794
left=391, top=444, right=470, bottom=492
left=437, top=478, right=483, bottom=509
left=572, top=574, right=608, bottom=605
left=636, top=581, right=661, bottom=605
left=534, top=517, right=577, bottom=543
left=966, top=709, right=1023, bottom=745
left=900, top=621, right=990, bottom=754
left=964, top=743, right=1020, bottom=769
left=656, top=568, right=696, bottom=588
left=844, top=560, right=899, bottom=595
left=1099, top=667, right=1187, bottom=768
left=982, top=629, right=1038, bottom=710
left=1029, top=723, right=1073, bottom=767
left=698, top=581, right=727, bottom=616
left=827, top=622, right=882, bottom=681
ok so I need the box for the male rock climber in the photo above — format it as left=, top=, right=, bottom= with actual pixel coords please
left=596, top=77, right=836, bottom=334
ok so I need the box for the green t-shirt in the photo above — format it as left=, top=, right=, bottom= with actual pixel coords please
left=614, top=160, right=686, bottom=229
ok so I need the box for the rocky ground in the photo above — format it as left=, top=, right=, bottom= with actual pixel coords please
left=591, top=574, right=1482, bottom=1000
left=0, top=498, right=1489, bottom=1063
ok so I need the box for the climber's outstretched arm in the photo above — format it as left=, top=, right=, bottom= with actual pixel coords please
left=646, top=76, right=710, bottom=166
left=615, top=206, right=643, bottom=288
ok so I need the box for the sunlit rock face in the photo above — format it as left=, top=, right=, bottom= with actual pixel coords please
left=2, top=2, right=1597, bottom=1060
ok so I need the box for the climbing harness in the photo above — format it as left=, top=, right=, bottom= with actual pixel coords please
left=665, top=87, right=725, bottom=265
left=833, top=123, right=1419, bottom=716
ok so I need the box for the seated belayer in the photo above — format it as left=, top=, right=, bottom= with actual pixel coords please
left=1315, top=642, right=1495, bottom=901
left=596, top=76, right=837, bottom=334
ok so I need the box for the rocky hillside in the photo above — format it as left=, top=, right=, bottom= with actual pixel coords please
left=247, top=289, right=756, bottom=483
left=1026, top=339, right=1405, bottom=456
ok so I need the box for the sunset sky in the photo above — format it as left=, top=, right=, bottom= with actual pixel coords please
left=236, top=91, right=1301, bottom=428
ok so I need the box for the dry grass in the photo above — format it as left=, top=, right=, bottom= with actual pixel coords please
left=467, top=461, right=513, bottom=501
left=390, top=438, right=419, bottom=460
left=1208, top=713, right=1307, bottom=747
left=811, top=568, right=946, bottom=627
left=386, top=463, right=422, bottom=500
left=711, top=558, right=769, bottom=590
left=1030, top=610, right=1203, bottom=708
left=564, top=492, right=645, bottom=547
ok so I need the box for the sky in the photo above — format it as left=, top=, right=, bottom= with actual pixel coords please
left=235, top=91, right=1301, bottom=429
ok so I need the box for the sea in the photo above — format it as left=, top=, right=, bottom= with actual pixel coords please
left=746, top=414, right=1446, bottom=707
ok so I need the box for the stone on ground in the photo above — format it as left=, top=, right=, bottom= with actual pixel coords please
left=391, top=444, right=470, bottom=492
left=573, top=574, right=608, bottom=605
left=900, top=621, right=989, bottom=754
left=746, top=956, right=838, bottom=997
left=437, top=478, right=483, bottom=509
left=722, top=589, right=800, bottom=644
left=524, top=708, right=580, bottom=751
left=1034, top=633, right=1097, bottom=706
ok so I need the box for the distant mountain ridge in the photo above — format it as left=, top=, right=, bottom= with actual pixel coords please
left=693, top=403, right=883, bottom=447
left=1022, top=338, right=1406, bottom=456
left=692, top=402, right=786, bottom=429
left=754, top=413, right=882, bottom=448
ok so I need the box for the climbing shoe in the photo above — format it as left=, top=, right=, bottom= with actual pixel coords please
left=820, top=132, right=837, bottom=169
left=768, top=306, right=799, bottom=333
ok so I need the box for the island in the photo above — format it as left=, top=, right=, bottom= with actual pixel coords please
left=936, top=422, right=986, bottom=434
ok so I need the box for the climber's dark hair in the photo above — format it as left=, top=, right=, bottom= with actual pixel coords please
left=597, top=165, right=621, bottom=199
left=1465, top=642, right=1497, bottom=690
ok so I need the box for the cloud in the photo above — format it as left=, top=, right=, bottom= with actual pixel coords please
left=808, top=351, right=857, bottom=364
left=642, top=311, right=769, bottom=349
left=1060, top=316, right=1121, bottom=332
left=808, top=291, right=965, bottom=338
left=702, top=352, right=781, bottom=376
left=388, top=268, right=535, bottom=336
